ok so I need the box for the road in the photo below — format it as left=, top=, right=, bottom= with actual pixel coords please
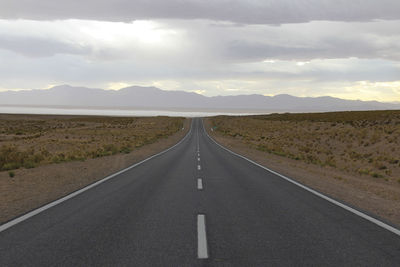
left=1, top=118, right=399, bottom=266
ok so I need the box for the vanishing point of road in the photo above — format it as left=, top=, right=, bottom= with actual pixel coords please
left=1, top=118, right=400, bottom=266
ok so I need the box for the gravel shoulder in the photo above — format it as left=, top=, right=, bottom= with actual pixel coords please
left=204, top=118, right=400, bottom=227
left=0, top=118, right=191, bottom=224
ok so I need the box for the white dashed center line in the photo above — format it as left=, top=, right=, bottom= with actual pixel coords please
left=195, top=123, right=208, bottom=260
left=197, top=214, right=209, bottom=259
left=197, top=178, right=203, bottom=190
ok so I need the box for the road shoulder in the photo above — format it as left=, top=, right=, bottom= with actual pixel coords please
left=204, top=118, right=400, bottom=227
left=0, top=118, right=191, bottom=224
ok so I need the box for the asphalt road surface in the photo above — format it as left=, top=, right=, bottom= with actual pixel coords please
left=1, top=118, right=400, bottom=266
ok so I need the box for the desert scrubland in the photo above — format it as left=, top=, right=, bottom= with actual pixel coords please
left=0, top=115, right=185, bottom=173
left=0, top=114, right=188, bottom=223
left=206, top=110, right=400, bottom=225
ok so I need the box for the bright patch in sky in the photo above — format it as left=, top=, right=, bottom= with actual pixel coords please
left=77, top=20, right=176, bottom=45
left=296, top=62, right=310, bottom=66
left=342, top=81, right=400, bottom=102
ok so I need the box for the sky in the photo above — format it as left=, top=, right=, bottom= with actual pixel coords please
left=0, top=0, right=399, bottom=102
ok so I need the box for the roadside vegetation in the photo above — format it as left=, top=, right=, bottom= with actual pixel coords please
left=0, top=115, right=185, bottom=172
left=209, top=110, right=400, bottom=184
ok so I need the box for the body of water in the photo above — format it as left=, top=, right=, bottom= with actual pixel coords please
left=0, top=106, right=264, bottom=117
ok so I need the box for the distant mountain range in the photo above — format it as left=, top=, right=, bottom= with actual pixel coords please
left=0, top=85, right=399, bottom=112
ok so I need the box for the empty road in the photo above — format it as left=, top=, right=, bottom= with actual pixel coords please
left=1, top=118, right=400, bottom=266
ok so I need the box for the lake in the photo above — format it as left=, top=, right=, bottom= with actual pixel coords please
left=0, top=106, right=265, bottom=117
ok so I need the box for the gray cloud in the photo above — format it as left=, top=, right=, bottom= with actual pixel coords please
left=0, top=3, right=399, bottom=102
left=1, top=0, right=400, bottom=24
left=0, top=46, right=398, bottom=88
left=0, top=19, right=399, bottom=91
left=0, top=35, right=91, bottom=57
left=225, top=41, right=323, bottom=62
left=224, top=37, right=400, bottom=62
left=1, top=18, right=399, bottom=63
left=180, top=19, right=400, bottom=62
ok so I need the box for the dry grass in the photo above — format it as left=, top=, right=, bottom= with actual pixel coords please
left=209, top=110, right=400, bottom=184
left=0, top=114, right=185, bottom=172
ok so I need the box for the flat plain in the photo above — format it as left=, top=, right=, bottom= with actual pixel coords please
left=0, top=114, right=188, bottom=223
left=0, top=114, right=185, bottom=172
left=206, top=110, right=400, bottom=225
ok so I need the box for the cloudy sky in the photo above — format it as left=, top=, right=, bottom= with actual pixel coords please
left=0, top=0, right=399, bottom=102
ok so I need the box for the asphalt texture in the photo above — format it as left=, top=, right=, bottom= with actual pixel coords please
left=1, top=118, right=400, bottom=266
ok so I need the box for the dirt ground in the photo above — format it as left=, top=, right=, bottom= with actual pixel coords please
left=204, top=118, right=400, bottom=227
left=0, top=118, right=191, bottom=224
left=0, top=114, right=186, bottom=171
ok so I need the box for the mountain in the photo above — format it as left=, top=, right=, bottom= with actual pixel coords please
left=0, top=85, right=399, bottom=112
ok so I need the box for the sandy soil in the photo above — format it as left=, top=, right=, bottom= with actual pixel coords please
left=0, top=118, right=191, bottom=224
left=204, top=118, right=400, bottom=227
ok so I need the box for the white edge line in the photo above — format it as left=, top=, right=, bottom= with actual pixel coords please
left=197, top=214, right=209, bottom=259
left=202, top=119, right=400, bottom=237
left=0, top=119, right=194, bottom=233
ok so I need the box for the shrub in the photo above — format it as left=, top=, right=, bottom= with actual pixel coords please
left=23, top=160, right=36, bottom=169
left=0, top=145, right=23, bottom=170
left=371, top=172, right=383, bottom=178
left=8, top=171, right=15, bottom=178
left=324, top=157, right=336, bottom=167
left=120, top=146, right=132, bottom=154
left=377, top=165, right=387, bottom=170
left=103, top=144, right=119, bottom=155
left=2, top=162, right=21, bottom=170
left=52, top=153, right=66, bottom=163
left=358, top=168, right=370, bottom=175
